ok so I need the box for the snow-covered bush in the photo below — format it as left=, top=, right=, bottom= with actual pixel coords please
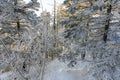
left=60, top=0, right=120, bottom=80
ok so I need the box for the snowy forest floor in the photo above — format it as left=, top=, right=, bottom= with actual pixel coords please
left=1, top=58, right=120, bottom=80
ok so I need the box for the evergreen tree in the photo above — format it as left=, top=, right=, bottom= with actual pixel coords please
left=60, top=0, right=120, bottom=79
left=0, top=0, right=42, bottom=80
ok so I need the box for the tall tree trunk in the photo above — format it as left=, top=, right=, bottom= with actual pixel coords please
left=17, top=20, right=20, bottom=31
left=103, top=4, right=112, bottom=43
left=14, top=0, right=20, bottom=31
left=53, top=0, right=57, bottom=47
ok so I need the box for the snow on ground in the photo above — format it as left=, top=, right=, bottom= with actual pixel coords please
left=1, top=59, right=120, bottom=80
left=43, top=59, right=95, bottom=80
left=0, top=71, right=15, bottom=80
left=0, top=65, right=41, bottom=80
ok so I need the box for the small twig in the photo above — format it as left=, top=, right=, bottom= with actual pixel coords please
left=16, top=67, right=28, bottom=80
left=0, top=38, right=11, bottom=57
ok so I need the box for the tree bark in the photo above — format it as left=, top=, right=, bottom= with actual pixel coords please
left=17, top=20, right=20, bottom=31
left=103, top=4, right=112, bottom=43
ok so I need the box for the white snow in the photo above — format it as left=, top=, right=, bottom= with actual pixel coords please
left=1, top=59, right=120, bottom=80
left=43, top=59, right=95, bottom=80
left=0, top=71, right=14, bottom=80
